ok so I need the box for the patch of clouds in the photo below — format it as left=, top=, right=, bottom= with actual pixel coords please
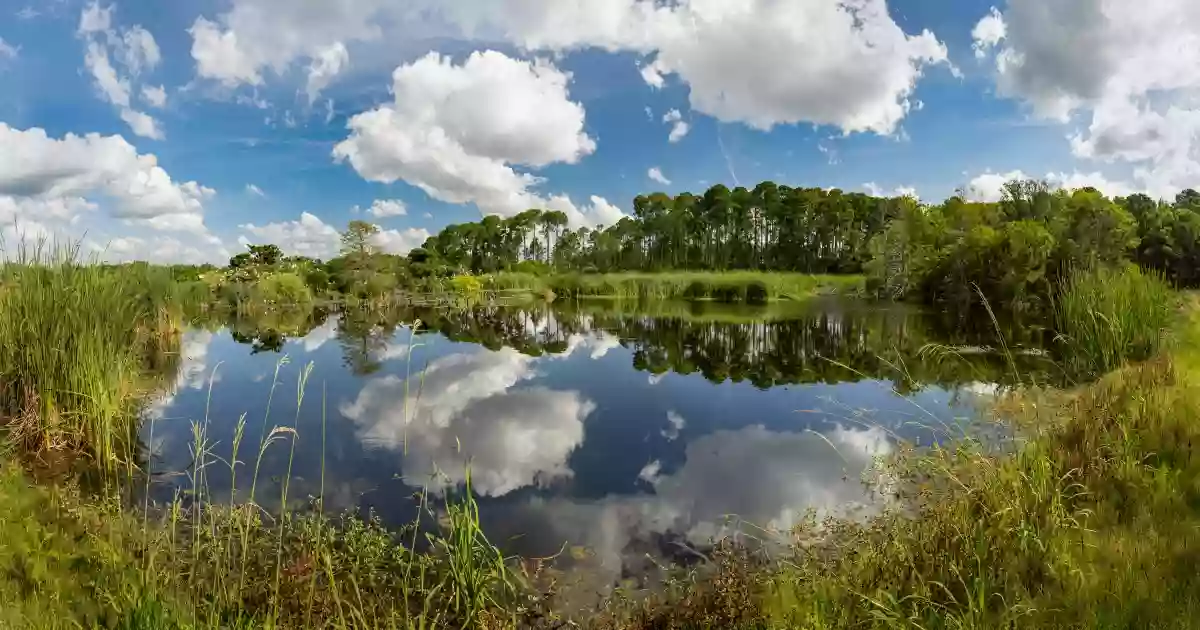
left=191, top=0, right=949, bottom=137
left=77, top=2, right=165, bottom=139
left=239, top=211, right=341, bottom=260
left=972, top=0, right=1200, bottom=197
left=141, top=84, right=167, bottom=108
left=245, top=183, right=266, bottom=197
left=647, top=166, right=671, bottom=186
left=662, top=109, right=690, bottom=143
left=333, top=50, right=624, bottom=228
left=0, top=124, right=219, bottom=243
left=964, top=169, right=1135, bottom=202
left=863, top=182, right=919, bottom=199
left=240, top=212, right=429, bottom=258
left=360, top=199, right=406, bottom=218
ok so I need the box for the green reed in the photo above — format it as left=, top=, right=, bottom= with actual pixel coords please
left=0, top=239, right=182, bottom=468
left=1052, top=265, right=1175, bottom=377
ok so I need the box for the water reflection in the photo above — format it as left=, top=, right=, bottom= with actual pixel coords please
left=148, top=299, right=1029, bottom=591
left=341, top=347, right=595, bottom=496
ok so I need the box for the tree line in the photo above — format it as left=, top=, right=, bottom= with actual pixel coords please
left=409, top=186, right=905, bottom=276
left=407, top=181, right=1200, bottom=311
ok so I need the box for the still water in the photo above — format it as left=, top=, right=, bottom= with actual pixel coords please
left=142, top=298, right=1050, bottom=588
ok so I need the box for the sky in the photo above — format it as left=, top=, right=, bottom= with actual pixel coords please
left=0, top=0, right=1197, bottom=264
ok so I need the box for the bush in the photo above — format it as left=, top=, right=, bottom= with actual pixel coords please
left=252, top=273, right=313, bottom=307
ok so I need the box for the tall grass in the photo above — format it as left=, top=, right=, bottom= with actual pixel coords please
left=1053, top=265, right=1175, bottom=377
left=486, top=271, right=863, bottom=303
left=0, top=240, right=181, bottom=467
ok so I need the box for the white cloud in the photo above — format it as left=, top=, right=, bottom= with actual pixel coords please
left=141, top=84, right=167, bottom=108
left=245, top=183, right=266, bottom=197
left=964, top=169, right=1135, bottom=202
left=662, top=109, right=690, bottom=143
left=973, top=0, right=1200, bottom=197
left=93, top=234, right=229, bottom=265
left=78, top=1, right=111, bottom=35
left=341, top=347, right=594, bottom=497
left=119, top=108, right=164, bottom=140
left=0, top=37, right=17, bottom=61
left=191, top=0, right=948, bottom=136
left=648, top=166, right=671, bottom=186
left=334, top=50, right=615, bottom=228
left=0, top=124, right=216, bottom=237
left=863, top=182, right=918, bottom=199
left=78, top=3, right=164, bottom=139
left=370, top=226, right=430, bottom=254
left=306, top=42, right=349, bottom=102
left=971, top=7, right=1006, bottom=60
left=239, top=211, right=341, bottom=260
left=639, top=62, right=665, bottom=89
left=188, top=0, right=386, bottom=88
left=117, top=25, right=161, bottom=76
left=362, top=199, right=406, bottom=218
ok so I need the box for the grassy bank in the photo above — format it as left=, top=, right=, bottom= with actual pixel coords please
left=485, top=271, right=864, bottom=303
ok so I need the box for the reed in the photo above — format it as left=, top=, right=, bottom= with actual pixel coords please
left=1052, top=265, right=1175, bottom=377
left=0, top=240, right=181, bottom=467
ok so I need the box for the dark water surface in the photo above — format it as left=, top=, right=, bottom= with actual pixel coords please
left=142, top=298, right=1053, bottom=589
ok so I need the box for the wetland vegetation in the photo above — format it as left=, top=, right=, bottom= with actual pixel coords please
left=2, top=179, right=1200, bottom=628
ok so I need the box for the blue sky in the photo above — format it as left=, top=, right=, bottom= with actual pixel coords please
left=0, top=0, right=1195, bottom=264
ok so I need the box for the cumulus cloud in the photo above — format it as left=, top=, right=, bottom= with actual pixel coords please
left=340, top=347, right=595, bottom=497
left=93, top=234, right=230, bottom=265
left=662, top=109, right=690, bottom=143
left=78, top=2, right=165, bottom=139
left=647, top=167, right=671, bottom=186
left=964, top=169, right=1135, bottom=202
left=370, top=226, right=430, bottom=254
left=863, top=182, right=918, bottom=199
left=0, top=124, right=217, bottom=239
left=240, top=212, right=429, bottom=259
left=306, top=42, right=349, bottom=102
left=239, top=211, right=341, bottom=259
left=973, top=0, right=1200, bottom=197
left=334, top=50, right=623, bottom=228
left=194, top=0, right=948, bottom=136
left=361, top=199, right=406, bottom=218
left=245, top=183, right=266, bottom=197
left=141, top=84, right=167, bottom=108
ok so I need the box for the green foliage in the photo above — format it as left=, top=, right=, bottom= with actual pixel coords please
left=865, top=183, right=1152, bottom=315
left=1053, top=265, right=1175, bottom=377
left=251, top=273, right=313, bottom=307
left=449, top=273, right=484, bottom=297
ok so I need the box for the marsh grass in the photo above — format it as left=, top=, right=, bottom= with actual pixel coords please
left=0, top=240, right=182, bottom=468
left=486, top=271, right=864, bottom=303
left=1053, top=265, right=1176, bottom=377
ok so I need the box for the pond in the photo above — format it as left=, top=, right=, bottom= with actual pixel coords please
left=142, top=298, right=1056, bottom=595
